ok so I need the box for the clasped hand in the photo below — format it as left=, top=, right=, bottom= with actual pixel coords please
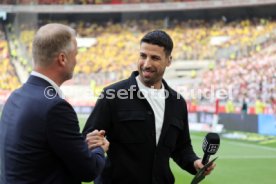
left=86, top=130, right=109, bottom=152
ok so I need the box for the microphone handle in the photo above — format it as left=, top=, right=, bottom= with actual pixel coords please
left=202, top=154, right=210, bottom=165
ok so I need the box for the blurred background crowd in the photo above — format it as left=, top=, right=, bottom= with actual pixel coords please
left=0, top=0, right=275, bottom=114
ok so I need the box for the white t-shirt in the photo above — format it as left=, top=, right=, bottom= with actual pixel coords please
left=136, top=76, right=165, bottom=145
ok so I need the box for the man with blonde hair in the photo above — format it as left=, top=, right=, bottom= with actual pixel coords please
left=0, top=23, right=109, bottom=184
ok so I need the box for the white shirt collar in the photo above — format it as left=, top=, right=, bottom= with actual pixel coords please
left=31, top=71, right=65, bottom=99
left=136, top=76, right=165, bottom=98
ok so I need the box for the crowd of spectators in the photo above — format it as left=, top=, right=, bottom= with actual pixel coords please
left=14, top=18, right=276, bottom=84
left=200, top=47, right=276, bottom=106
left=2, top=18, right=276, bottom=111
left=0, top=25, right=20, bottom=91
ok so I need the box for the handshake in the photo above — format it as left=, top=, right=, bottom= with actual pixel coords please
left=85, top=130, right=110, bottom=152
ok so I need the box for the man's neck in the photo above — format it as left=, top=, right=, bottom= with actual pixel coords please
left=34, top=68, right=63, bottom=86
left=138, top=75, right=162, bottom=89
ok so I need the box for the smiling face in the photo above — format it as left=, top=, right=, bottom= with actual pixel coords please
left=138, top=42, right=171, bottom=89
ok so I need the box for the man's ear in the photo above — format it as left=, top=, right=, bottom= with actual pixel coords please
left=167, top=56, right=172, bottom=66
left=57, top=52, right=66, bottom=67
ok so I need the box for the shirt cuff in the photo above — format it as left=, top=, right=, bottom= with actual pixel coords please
left=91, top=146, right=105, bottom=155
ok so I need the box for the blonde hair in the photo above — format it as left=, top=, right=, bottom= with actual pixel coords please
left=32, top=23, right=76, bottom=67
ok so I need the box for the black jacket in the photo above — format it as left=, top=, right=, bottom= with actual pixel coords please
left=83, top=71, right=199, bottom=184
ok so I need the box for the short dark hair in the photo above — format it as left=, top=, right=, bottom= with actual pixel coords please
left=140, top=30, right=173, bottom=57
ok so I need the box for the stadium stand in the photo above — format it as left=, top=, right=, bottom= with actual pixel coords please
left=0, top=24, right=20, bottom=91
left=200, top=45, right=276, bottom=104
left=13, top=18, right=276, bottom=85
left=1, top=0, right=276, bottom=114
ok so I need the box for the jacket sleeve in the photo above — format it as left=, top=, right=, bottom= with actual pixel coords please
left=47, top=101, right=105, bottom=182
left=171, top=99, right=199, bottom=175
left=82, top=89, right=112, bottom=136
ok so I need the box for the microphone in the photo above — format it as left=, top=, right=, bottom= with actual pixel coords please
left=202, top=133, right=220, bottom=165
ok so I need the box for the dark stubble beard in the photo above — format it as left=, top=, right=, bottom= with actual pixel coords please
left=63, top=70, right=73, bottom=82
left=139, top=69, right=165, bottom=88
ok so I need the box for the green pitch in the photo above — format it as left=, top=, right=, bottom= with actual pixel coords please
left=78, top=115, right=276, bottom=184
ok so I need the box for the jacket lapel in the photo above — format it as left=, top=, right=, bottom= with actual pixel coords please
left=128, top=71, right=178, bottom=146
left=158, top=80, right=177, bottom=146
left=158, top=94, right=174, bottom=145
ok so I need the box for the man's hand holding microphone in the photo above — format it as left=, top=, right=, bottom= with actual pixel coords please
left=194, top=133, right=220, bottom=177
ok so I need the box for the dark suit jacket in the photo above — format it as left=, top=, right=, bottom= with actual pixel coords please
left=83, top=71, right=199, bottom=184
left=0, top=75, right=105, bottom=184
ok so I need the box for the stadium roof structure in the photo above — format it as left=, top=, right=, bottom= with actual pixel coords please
left=1, top=0, right=276, bottom=13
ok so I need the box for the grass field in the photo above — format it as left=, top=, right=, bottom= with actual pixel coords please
left=78, top=115, right=276, bottom=184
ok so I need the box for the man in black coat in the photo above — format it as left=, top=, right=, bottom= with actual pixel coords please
left=83, top=30, right=215, bottom=184
left=0, top=23, right=109, bottom=184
